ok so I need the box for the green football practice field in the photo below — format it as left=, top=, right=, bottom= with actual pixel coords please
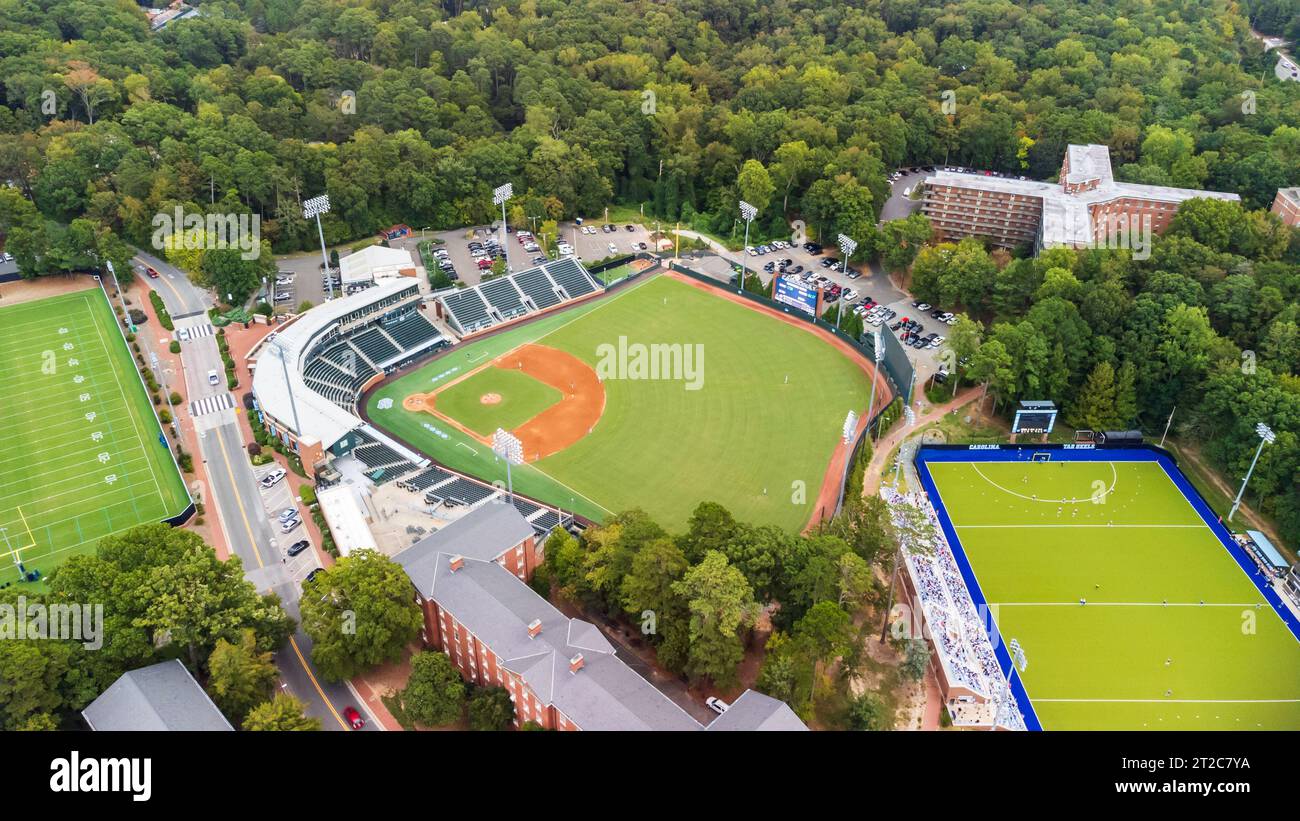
left=369, top=274, right=878, bottom=531
left=0, top=288, right=190, bottom=585
left=926, top=458, right=1300, bottom=731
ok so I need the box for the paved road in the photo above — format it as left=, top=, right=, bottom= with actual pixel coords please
left=134, top=248, right=371, bottom=731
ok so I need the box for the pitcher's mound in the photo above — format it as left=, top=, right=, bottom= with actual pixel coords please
left=480, top=392, right=503, bottom=405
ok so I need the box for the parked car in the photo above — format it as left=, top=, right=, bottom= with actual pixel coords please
left=625, top=225, right=635, bottom=231
left=260, top=468, right=286, bottom=488
left=305, top=568, right=324, bottom=584
left=706, top=697, right=730, bottom=715
left=278, top=507, right=299, bottom=523
left=608, top=242, right=618, bottom=254
left=287, top=540, right=310, bottom=557
left=279, top=516, right=301, bottom=533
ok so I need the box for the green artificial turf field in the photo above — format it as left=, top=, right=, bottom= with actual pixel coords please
left=0, top=288, right=190, bottom=585
left=369, top=274, right=877, bottom=531
left=927, top=459, right=1300, bottom=730
left=433, top=366, right=562, bottom=436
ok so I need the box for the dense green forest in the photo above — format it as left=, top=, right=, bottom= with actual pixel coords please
left=1, top=0, right=1299, bottom=538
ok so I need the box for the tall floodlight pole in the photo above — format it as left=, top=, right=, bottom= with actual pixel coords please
left=738, top=200, right=757, bottom=293
left=303, top=194, right=333, bottom=300
left=493, top=428, right=523, bottom=501
left=1159, top=405, right=1177, bottom=448
left=1229, top=423, right=1275, bottom=522
left=269, top=337, right=303, bottom=438
left=494, top=183, right=513, bottom=273
left=867, top=329, right=884, bottom=442
left=836, top=233, right=858, bottom=327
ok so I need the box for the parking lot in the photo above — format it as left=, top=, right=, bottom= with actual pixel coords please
left=425, top=220, right=657, bottom=287
left=252, top=464, right=321, bottom=585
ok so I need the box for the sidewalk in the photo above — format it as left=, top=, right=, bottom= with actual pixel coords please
left=130, top=278, right=233, bottom=561
left=862, top=386, right=982, bottom=497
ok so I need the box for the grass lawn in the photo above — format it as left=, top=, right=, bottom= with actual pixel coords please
left=0, top=289, right=190, bottom=585
left=924, top=457, right=1300, bottom=730
left=433, top=366, right=562, bottom=436
left=369, top=274, right=876, bottom=531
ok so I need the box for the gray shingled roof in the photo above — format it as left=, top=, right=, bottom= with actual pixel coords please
left=395, top=502, right=535, bottom=596
left=424, top=553, right=701, bottom=731
left=82, top=659, right=233, bottom=731
left=706, top=689, right=809, bottom=731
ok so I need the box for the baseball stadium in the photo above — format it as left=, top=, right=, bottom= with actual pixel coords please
left=899, top=444, right=1300, bottom=731
left=0, top=283, right=192, bottom=586
left=364, top=264, right=892, bottom=532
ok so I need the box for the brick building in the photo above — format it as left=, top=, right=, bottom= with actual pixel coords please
left=394, top=502, right=807, bottom=731
left=1271, top=187, right=1300, bottom=227
left=920, top=144, right=1240, bottom=252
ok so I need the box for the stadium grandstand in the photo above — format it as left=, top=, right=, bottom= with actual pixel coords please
left=433, top=257, right=602, bottom=337
left=251, top=278, right=447, bottom=478
left=251, top=274, right=578, bottom=527
left=886, top=485, right=1028, bottom=731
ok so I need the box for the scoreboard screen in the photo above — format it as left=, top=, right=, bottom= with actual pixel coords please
left=773, top=275, right=819, bottom=316
left=1013, top=400, right=1058, bottom=434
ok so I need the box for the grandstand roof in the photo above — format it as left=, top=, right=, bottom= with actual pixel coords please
left=252, top=278, right=416, bottom=448
left=1246, top=530, right=1290, bottom=570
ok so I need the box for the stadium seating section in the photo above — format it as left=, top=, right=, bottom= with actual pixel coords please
left=438, top=258, right=601, bottom=336
left=299, top=309, right=444, bottom=412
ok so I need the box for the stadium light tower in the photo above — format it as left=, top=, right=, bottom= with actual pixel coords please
left=494, top=183, right=513, bottom=273
left=738, top=200, right=758, bottom=293
left=836, top=233, right=858, bottom=327
left=303, top=194, right=334, bottom=300
left=267, top=337, right=303, bottom=438
left=493, top=428, right=523, bottom=501
left=1229, top=422, right=1276, bottom=522
left=867, top=329, right=884, bottom=442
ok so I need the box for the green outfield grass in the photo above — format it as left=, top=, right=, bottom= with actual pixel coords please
left=0, top=288, right=190, bottom=585
left=369, top=274, right=877, bottom=531
left=433, top=366, right=562, bottom=436
left=927, top=459, right=1300, bottom=730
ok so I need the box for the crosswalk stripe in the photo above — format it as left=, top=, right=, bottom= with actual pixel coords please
left=189, top=393, right=234, bottom=418
left=184, top=323, right=215, bottom=338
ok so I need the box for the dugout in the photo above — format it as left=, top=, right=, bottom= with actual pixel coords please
left=1097, top=430, right=1144, bottom=445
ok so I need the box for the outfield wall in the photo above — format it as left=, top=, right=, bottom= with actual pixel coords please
left=668, top=260, right=897, bottom=519
left=912, top=442, right=1300, bottom=731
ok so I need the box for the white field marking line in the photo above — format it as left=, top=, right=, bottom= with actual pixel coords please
left=0, top=482, right=168, bottom=563
left=0, top=423, right=143, bottom=475
left=517, top=460, right=616, bottom=517
left=533, top=270, right=659, bottom=347
left=1033, top=698, right=1300, bottom=704
left=0, top=454, right=157, bottom=514
left=0, top=407, right=149, bottom=466
left=0, top=466, right=160, bottom=526
left=968, top=460, right=1118, bottom=504
left=1, top=393, right=150, bottom=436
left=994, top=601, right=1265, bottom=607
left=0, top=351, right=117, bottom=390
left=954, top=523, right=1204, bottom=529
left=0, top=488, right=166, bottom=546
left=86, top=293, right=168, bottom=508
left=0, top=453, right=153, bottom=502
left=22, top=299, right=154, bottom=536
left=456, top=441, right=478, bottom=455
left=0, top=511, right=166, bottom=575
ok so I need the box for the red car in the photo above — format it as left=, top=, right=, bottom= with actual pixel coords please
left=344, top=706, right=365, bottom=730
left=145, top=266, right=160, bottom=279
